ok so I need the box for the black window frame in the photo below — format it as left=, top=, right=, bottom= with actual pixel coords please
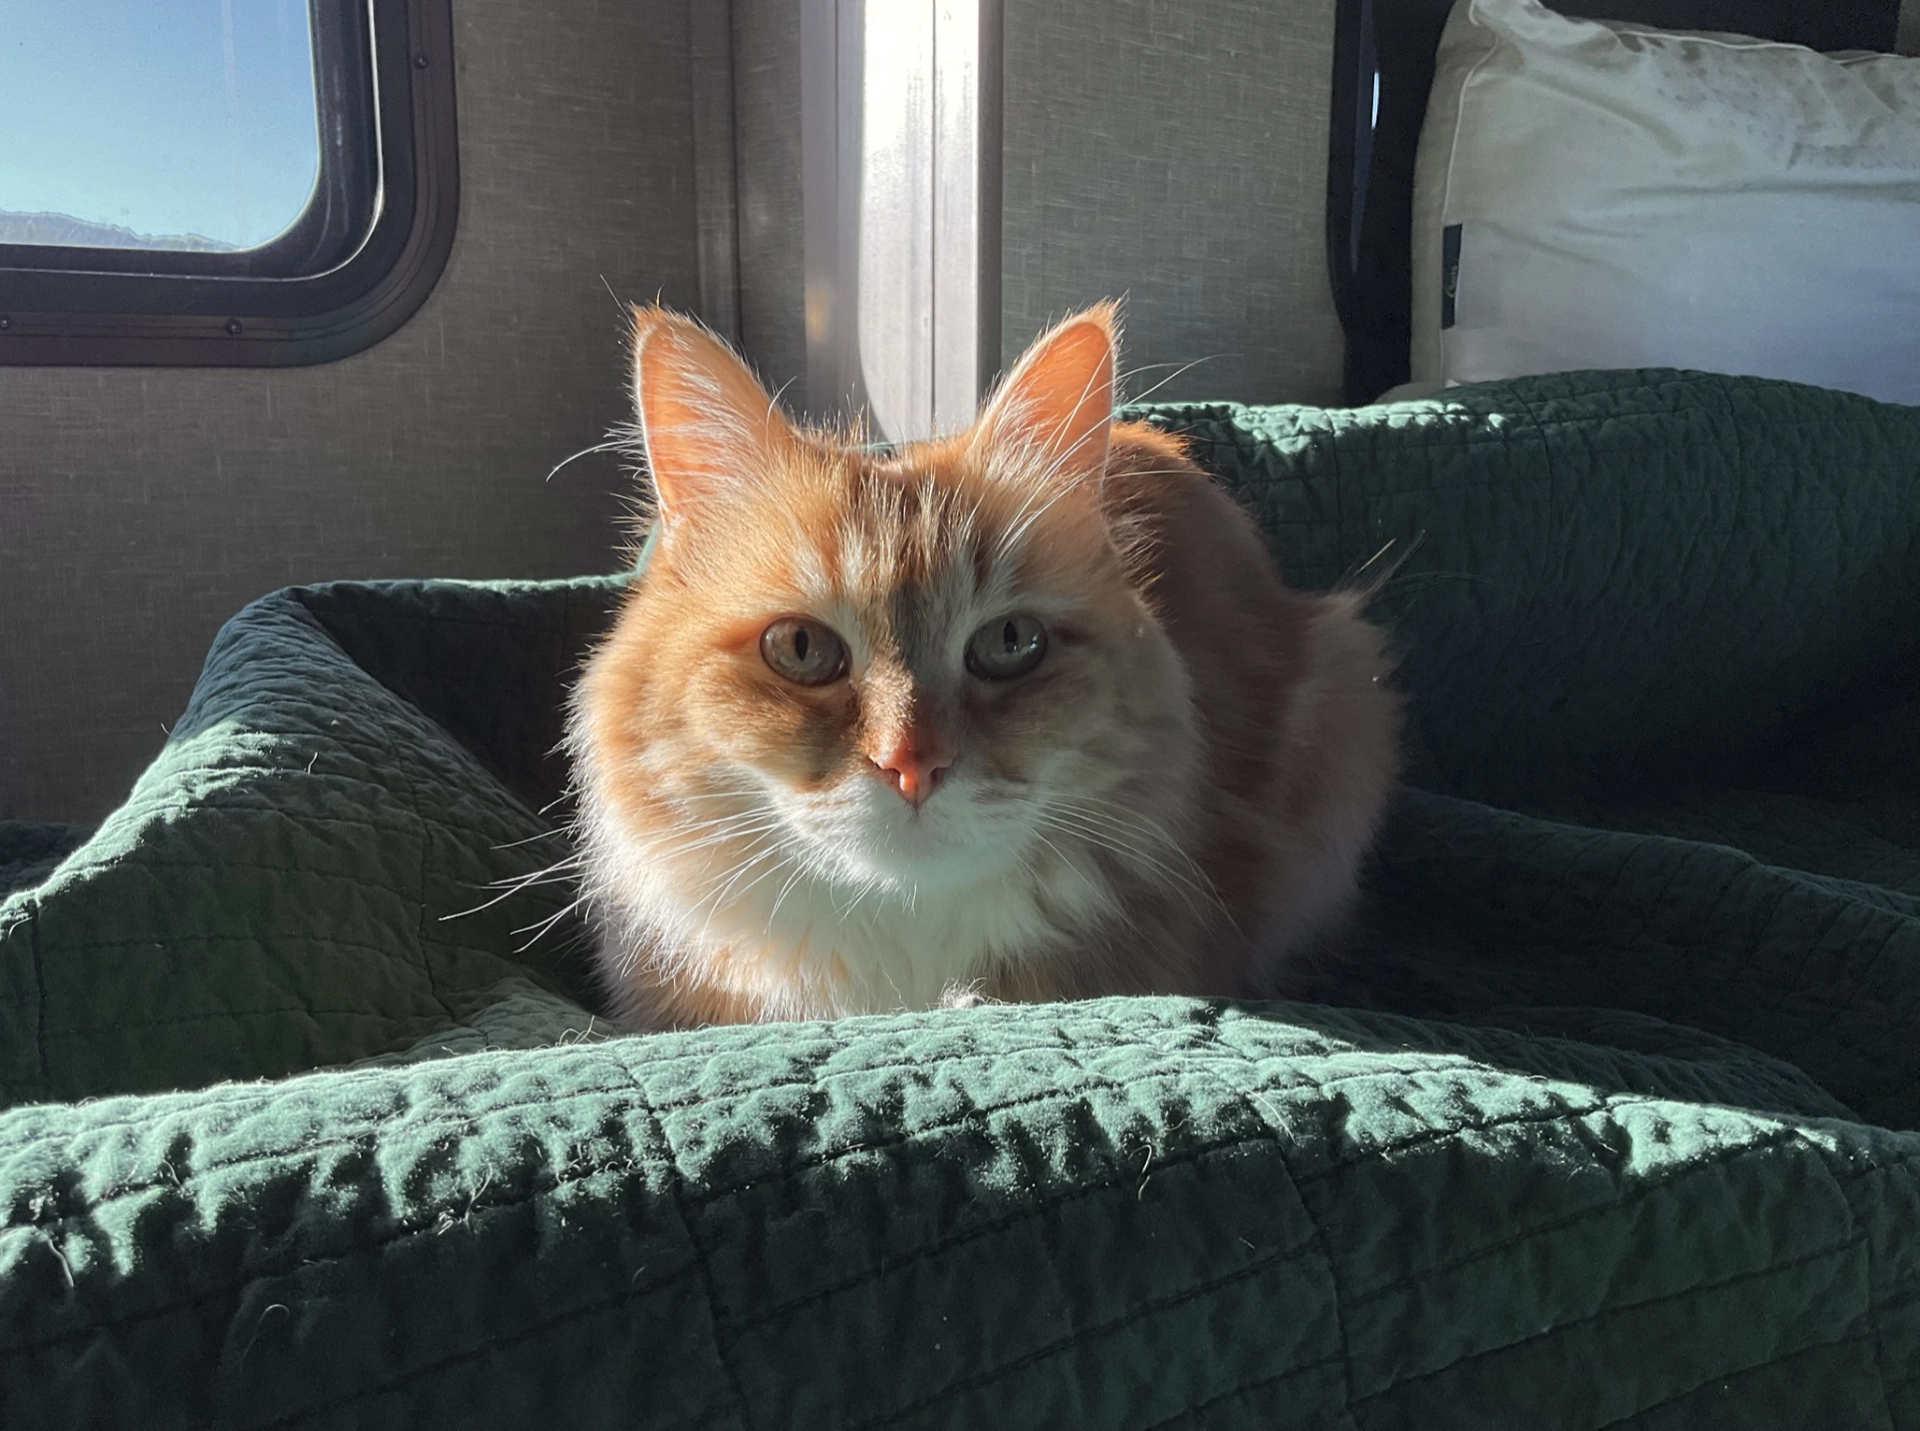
left=0, top=0, right=458, bottom=368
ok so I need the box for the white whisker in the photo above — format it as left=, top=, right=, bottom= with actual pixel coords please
left=440, top=854, right=583, bottom=921
left=764, top=865, right=811, bottom=936
left=545, top=439, right=628, bottom=484
left=1035, top=804, right=1222, bottom=923
left=1122, top=353, right=1225, bottom=406
left=514, top=895, right=585, bottom=953
left=489, top=828, right=569, bottom=852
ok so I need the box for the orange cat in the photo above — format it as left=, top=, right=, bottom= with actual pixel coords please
left=567, top=302, right=1401, bottom=1026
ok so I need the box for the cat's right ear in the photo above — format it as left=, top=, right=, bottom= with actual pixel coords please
left=630, top=306, right=795, bottom=524
left=971, top=302, right=1119, bottom=491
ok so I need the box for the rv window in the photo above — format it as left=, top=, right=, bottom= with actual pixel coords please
left=1, top=1, right=324, bottom=263
left=0, top=0, right=458, bottom=367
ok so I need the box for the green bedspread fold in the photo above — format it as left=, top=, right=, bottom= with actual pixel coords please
left=3, top=369, right=1917, bottom=1427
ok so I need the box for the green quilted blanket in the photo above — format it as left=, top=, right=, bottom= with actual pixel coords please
left=3, top=369, right=1917, bottom=1428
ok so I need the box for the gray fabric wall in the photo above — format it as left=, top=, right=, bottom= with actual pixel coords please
left=731, top=0, right=808, bottom=403
left=1000, top=0, right=1348, bottom=407
left=724, top=0, right=1349, bottom=413
left=1, top=0, right=703, bottom=822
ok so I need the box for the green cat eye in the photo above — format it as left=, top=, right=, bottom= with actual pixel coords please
left=761, top=617, right=848, bottom=686
left=966, top=613, right=1048, bottom=680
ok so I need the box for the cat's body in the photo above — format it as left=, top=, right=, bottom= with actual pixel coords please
left=568, top=304, right=1400, bottom=1027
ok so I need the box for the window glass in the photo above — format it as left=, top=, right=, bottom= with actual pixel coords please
left=0, top=0, right=321, bottom=254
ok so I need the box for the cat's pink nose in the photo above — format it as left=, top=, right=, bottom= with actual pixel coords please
left=870, top=737, right=953, bottom=809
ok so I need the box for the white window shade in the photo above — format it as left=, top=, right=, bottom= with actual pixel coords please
left=802, top=0, right=1003, bottom=442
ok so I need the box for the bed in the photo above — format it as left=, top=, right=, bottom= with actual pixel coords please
left=3, top=368, right=1917, bottom=1426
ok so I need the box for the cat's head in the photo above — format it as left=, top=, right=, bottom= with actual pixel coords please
left=573, top=303, right=1196, bottom=915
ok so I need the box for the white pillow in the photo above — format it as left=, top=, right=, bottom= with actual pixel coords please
left=1410, top=0, right=1920, bottom=405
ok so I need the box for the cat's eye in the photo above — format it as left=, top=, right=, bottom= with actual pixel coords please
left=965, top=614, right=1048, bottom=681
left=760, top=617, right=848, bottom=686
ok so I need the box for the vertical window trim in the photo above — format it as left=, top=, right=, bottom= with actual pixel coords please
left=0, top=0, right=459, bottom=368
left=800, top=0, right=1003, bottom=443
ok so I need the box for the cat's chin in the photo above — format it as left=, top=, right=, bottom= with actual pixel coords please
left=840, top=837, right=1025, bottom=896
left=793, top=782, right=1035, bottom=895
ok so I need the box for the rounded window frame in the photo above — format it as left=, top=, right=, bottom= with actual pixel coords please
left=0, top=0, right=459, bottom=368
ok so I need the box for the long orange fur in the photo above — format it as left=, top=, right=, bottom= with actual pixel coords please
left=566, top=303, right=1401, bottom=1026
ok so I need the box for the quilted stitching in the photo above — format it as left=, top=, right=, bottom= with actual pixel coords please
left=0, top=368, right=1916, bottom=1427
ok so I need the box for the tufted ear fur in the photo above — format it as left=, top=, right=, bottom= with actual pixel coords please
left=630, top=305, right=797, bottom=526
left=972, top=302, right=1119, bottom=489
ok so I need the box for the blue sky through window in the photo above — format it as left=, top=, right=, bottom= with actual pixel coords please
left=0, top=0, right=321, bottom=251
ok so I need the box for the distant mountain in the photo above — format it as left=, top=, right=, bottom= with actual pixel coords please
left=0, top=211, right=237, bottom=252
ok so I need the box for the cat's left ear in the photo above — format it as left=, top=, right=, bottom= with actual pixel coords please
left=630, top=305, right=796, bottom=524
left=972, top=301, right=1118, bottom=488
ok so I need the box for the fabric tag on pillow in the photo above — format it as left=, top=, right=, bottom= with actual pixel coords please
left=1441, top=224, right=1462, bottom=330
